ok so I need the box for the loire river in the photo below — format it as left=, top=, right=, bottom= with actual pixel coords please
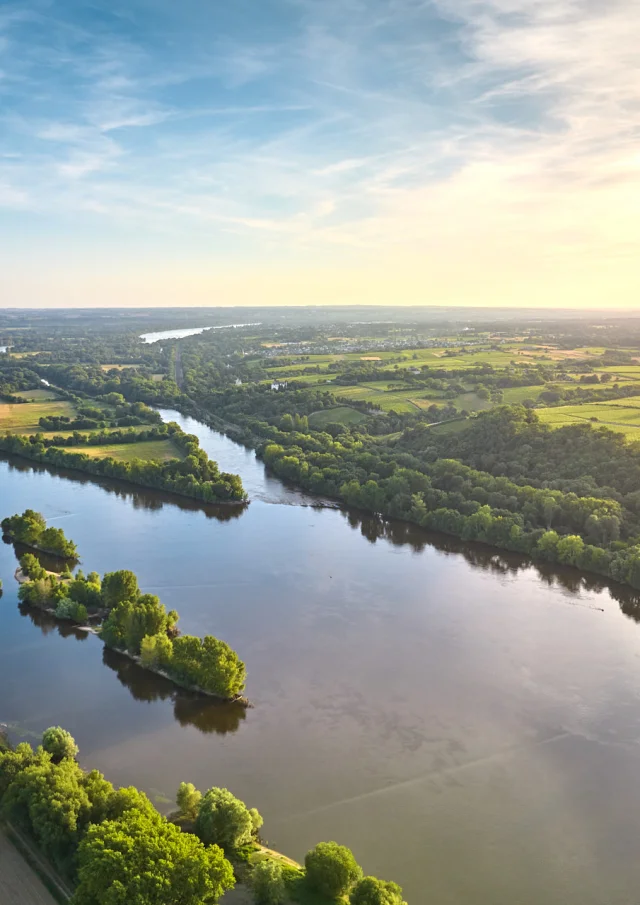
left=2, top=411, right=640, bottom=904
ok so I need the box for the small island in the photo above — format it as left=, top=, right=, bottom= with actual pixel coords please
left=1, top=508, right=78, bottom=559
left=7, top=510, right=247, bottom=705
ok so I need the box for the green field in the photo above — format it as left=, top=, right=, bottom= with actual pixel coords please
left=18, top=389, right=60, bottom=401
left=0, top=400, right=76, bottom=433
left=538, top=401, right=640, bottom=437
left=80, top=440, right=184, bottom=463
left=308, top=406, right=368, bottom=427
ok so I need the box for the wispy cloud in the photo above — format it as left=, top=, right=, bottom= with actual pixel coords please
left=0, top=0, right=638, bottom=306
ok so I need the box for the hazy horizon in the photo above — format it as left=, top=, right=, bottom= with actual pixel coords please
left=1, top=0, right=638, bottom=308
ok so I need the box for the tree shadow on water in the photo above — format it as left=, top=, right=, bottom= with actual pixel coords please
left=102, top=646, right=247, bottom=736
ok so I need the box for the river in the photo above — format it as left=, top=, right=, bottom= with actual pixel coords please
left=3, top=412, right=640, bottom=904
left=141, top=325, right=261, bottom=344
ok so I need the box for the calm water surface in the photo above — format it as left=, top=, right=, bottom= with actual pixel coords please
left=140, top=325, right=260, bottom=344
left=3, top=414, right=640, bottom=904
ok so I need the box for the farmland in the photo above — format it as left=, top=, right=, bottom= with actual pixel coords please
left=0, top=400, right=76, bottom=433
left=79, top=439, right=184, bottom=463
left=308, top=406, right=368, bottom=427
left=538, top=401, right=640, bottom=437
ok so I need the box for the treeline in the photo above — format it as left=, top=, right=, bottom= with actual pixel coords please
left=242, top=414, right=640, bottom=592
left=0, top=422, right=246, bottom=503
left=16, top=562, right=246, bottom=701
left=0, top=729, right=407, bottom=904
left=2, top=509, right=78, bottom=558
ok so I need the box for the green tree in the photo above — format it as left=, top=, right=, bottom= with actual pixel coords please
left=0, top=742, right=36, bottom=799
left=304, top=842, right=362, bottom=899
left=42, top=727, right=79, bottom=762
left=195, top=786, right=259, bottom=851
left=101, top=570, right=139, bottom=609
left=350, top=876, right=407, bottom=905
left=251, top=859, right=285, bottom=904
left=176, top=782, right=202, bottom=820
left=140, top=633, right=173, bottom=670
left=73, top=809, right=235, bottom=905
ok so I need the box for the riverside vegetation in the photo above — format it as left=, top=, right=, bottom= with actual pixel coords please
left=0, top=729, right=406, bottom=904
left=5, top=511, right=246, bottom=702
left=8, top=314, right=640, bottom=592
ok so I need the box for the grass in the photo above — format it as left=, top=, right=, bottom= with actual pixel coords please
left=0, top=401, right=76, bottom=433
left=537, top=401, right=640, bottom=437
left=79, top=440, right=184, bottom=463
left=100, top=364, right=139, bottom=371
left=18, top=389, right=59, bottom=401
left=308, top=406, right=368, bottom=427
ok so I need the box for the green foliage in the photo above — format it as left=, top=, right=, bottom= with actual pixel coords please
left=140, top=632, right=174, bottom=670
left=251, top=859, right=286, bottom=904
left=169, top=634, right=246, bottom=698
left=19, top=552, right=46, bottom=579
left=2, top=509, right=77, bottom=557
left=55, top=597, right=88, bottom=624
left=176, top=782, right=202, bottom=820
left=350, top=876, right=407, bottom=905
left=42, top=727, right=79, bottom=762
left=304, top=842, right=363, bottom=899
left=0, top=741, right=36, bottom=800
left=73, top=808, right=235, bottom=905
left=195, top=786, right=260, bottom=851
left=101, top=570, right=139, bottom=609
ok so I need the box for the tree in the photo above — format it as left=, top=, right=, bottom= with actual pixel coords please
left=140, top=633, right=173, bottom=670
left=42, top=727, right=79, bottom=762
left=73, top=809, right=235, bottom=905
left=195, top=786, right=259, bottom=851
left=350, top=876, right=407, bottom=905
left=101, top=570, right=139, bottom=609
left=304, top=842, right=362, bottom=898
left=0, top=742, right=36, bottom=799
left=176, top=782, right=202, bottom=820
left=251, top=859, right=285, bottom=904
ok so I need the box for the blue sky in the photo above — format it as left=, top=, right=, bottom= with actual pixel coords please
left=1, top=0, right=638, bottom=307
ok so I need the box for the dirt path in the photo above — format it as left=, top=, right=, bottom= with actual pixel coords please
left=0, top=829, right=60, bottom=905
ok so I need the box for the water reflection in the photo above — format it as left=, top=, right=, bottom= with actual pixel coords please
left=342, top=509, right=640, bottom=621
left=19, top=603, right=89, bottom=640
left=102, top=647, right=247, bottom=735
left=0, top=454, right=247, bottom=523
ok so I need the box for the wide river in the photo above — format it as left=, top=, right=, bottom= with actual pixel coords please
left=3, top=410, right=640, bottom=904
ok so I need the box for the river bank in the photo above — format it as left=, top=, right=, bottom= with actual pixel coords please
left=5, top=417, right=640, bottom=904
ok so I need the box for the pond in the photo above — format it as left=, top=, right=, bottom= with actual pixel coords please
left=2, top=413, right=640, bottom=905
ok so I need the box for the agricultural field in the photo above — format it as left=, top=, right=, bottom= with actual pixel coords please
left=0, top=400, right=76, bottom=433
left=538, top=401, right=640, bottom=437
left=18, top=389, right=59, bottom=401
left=79, top=440, right=184, bottom=463
left=308, top=406, right=368, bottom=427
left=0, top=830, right=58, bottom=905
left=100, top=363, right=139, bottom=371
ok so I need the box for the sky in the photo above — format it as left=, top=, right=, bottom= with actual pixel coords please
left=0, top=0, right=638, bottom=308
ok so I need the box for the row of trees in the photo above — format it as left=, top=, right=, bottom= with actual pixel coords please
left=0, top=423, right=247, bottom=503
left=0, top=729, right=235, bottom=902
left=1, top=509, right=78, bottom=558
left=0, top=729, right=407, bottom=904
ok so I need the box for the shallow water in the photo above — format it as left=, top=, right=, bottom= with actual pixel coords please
left=2, top=417, right=640, bottom=904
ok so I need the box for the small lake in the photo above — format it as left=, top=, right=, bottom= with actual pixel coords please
left=3, top=413, right=640, bottom=904
left=140, top=325, right=261, bottom=344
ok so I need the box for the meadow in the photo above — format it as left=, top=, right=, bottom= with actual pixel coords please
left=308, top=406, right=368, bottom=427
left=79, top=440, right=184, bottom=463
left=0, top=400, right=76, bottom=433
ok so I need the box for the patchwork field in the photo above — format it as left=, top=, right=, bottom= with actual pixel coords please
left=79, top=440, right=184, bottom=463
left=0, top=400, right=76, bottom=433
left=538, top=401, right=640, bottom=437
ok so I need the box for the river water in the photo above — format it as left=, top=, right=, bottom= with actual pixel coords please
left=140, top=325, right=261, bottom=344
left=3, top=412, right=640, bottom=904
